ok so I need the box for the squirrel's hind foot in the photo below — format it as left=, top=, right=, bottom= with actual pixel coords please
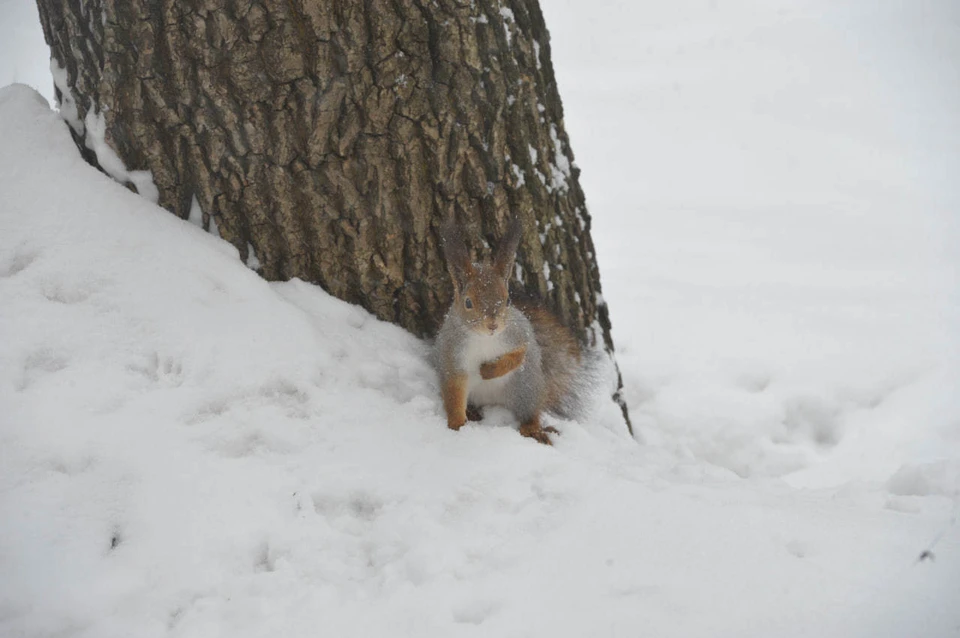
left=519, top=417, right=559, bottom=446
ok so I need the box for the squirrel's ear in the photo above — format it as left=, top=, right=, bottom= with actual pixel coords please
left=440, top=220, right=474, bottom=292
left=493, top=219, right=522, bottom=282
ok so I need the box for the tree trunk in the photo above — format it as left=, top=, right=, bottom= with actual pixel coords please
left=36, top=0, right=632, bottom=433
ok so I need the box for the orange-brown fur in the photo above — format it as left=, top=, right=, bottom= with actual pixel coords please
left=479, top=345, right=527, bottom=380
left=442, top=373, right=468, bottom=431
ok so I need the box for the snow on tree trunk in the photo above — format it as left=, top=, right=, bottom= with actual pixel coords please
left=35, top=0, right=632, bottom=432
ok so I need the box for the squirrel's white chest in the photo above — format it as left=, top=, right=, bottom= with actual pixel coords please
left=460, top=333, right=514, bottom=404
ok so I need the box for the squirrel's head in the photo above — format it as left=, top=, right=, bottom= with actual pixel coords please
left=440, top=220, right=521, bottom=336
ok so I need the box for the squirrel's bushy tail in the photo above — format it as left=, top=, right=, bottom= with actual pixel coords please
left=558, top=344, right=613, bottom=422
left=519, top=301, right=610, bottom=421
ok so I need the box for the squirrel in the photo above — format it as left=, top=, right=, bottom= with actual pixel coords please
left=435, top=219, right=584, bottom=445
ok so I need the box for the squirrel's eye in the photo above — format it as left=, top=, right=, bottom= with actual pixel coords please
left=464, top=297, right=473, bottom=310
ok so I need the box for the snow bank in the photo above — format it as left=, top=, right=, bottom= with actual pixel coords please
left=1, top=81, right=958, bottom=638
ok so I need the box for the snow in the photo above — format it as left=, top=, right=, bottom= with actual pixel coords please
left=187, top=195, right=203, bottom=228
left=510, top=161, right=525, bottom=187
left=499, top=6, right=515, bottom=46
left=2, top=0, right=960, bottom=635
left=208, top=211, right=221, bottom=237
left=246, top=243, right=261, bottom=271
left=49, top=58, right=82, bottom=135
left=547, top=124, right=570, bottom=192
left=83, top=108, right=160, bottom=204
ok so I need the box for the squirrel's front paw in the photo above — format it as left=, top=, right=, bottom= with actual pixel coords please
left=479, top=361, right=499, bottom=380
left=480, top=346, right=527, bottom=380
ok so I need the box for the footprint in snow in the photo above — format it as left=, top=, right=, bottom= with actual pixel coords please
left=452, top=598, right=502, bottom=625
left=0, top=247, right=40, bottom=277
left=40, top=278, right=96, bottom=304
left=127, top=351, right=184, bottom=387
left=18, top=348, right=70, bottom=391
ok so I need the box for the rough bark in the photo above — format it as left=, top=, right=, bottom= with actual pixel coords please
left=36, top=0, right=632, bottom=432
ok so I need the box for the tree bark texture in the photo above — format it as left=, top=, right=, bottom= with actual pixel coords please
left=36, top=0, right=631, bottom=431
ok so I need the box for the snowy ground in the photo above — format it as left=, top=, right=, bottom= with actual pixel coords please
left=543, top=0, right=960, bottom=484
left=2, top=1, right=959, bottom=637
